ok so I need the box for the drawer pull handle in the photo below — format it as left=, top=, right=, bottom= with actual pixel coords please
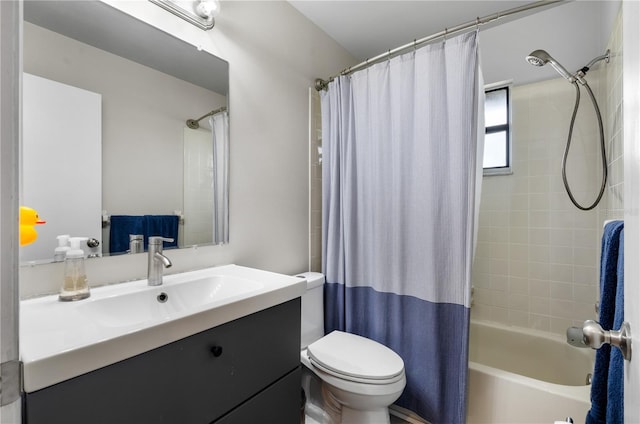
left=211, top=346, right=223, bottom=357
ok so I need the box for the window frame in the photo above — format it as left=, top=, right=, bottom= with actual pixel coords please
left=483, top=82, right=513, bottom=176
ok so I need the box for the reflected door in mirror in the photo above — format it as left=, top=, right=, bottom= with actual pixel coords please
left=22, top=73, right=102, bottom=263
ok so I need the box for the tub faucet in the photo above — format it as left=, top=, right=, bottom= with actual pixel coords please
left=147, top=236, right=173, bottom=286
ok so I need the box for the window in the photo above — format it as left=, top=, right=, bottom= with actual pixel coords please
left=483, top=84, right=512, bottom=175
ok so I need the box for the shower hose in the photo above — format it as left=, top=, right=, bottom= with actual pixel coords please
left=562, top=81, right=607, bottom=211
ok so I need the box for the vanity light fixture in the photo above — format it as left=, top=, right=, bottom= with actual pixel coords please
left=148, top=0, right=220, bottom=30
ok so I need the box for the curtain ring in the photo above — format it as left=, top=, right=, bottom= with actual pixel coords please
left=443, top=27, right=448, bottom=42
left=387, top=49, right=392, bottom=61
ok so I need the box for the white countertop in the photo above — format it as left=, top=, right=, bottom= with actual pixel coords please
left=20, top=264, right=305, bottom=392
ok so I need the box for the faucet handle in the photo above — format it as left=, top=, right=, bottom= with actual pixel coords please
left=148, top=236, right=174, bottom=245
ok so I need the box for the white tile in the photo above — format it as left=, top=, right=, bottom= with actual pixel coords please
left=549, top=299, right=574, bottom=319
left=528, top=262, right=549, bottom=280
left=509, top=227, right=528, bottom=244
left=529, top=279, right=550, bottom=297
left=549, top=245, right=573, bottom=265
left=508, top=309, right=530, bottom=328
left=471, top=304, right=491, bottom=322
left=510, top=211, right=528, bottom=228
left=529, top=314, right=550, bottom=331
left=574, top=301, right=597, bottom=320
left=530, top=296, right=550, bottom=315
left=549, top=228, right=573, bottom=247
left=528, top=193, right=550, bottom=210
left=529, top=245, right=549, bottom=263
left=508, top=293, right=530, bottom=312
left=491, top=275, right=509, bottom=292
left=573, top=283, right=598, bottom=304
left=549, top=263, right=573, bottom=283
left=508, top=276, right=529, bottom=295
left=573, top=265, right=598, bottom=285
left=574, top=247, right=597, bottom=267
left=490, top=307, right=509, bottom=325
left=549, top=281, right=573, bottom=301
left=509, top=244, right=528, bottom=261
left=493, top=290, right=508, bottom=308
left=509, top=260, right=529, bottom=278
left=529, top=210, right=550, bottom=228
left=529, top=228, right=549, bottom=245
left=549, top=317, right=574, bottom=335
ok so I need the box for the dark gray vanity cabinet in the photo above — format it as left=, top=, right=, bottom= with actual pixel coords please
left=23, top=298, right=301, bottom=424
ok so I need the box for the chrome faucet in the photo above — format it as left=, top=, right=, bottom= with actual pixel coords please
left=147, top=236, right=173, bottom=286
left=129, top=234, right=143, bottom=254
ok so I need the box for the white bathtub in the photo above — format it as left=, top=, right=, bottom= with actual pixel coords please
left=467, top=320, right=594, bottom=424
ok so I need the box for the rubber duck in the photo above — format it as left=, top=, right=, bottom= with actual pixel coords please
left=20, top=206, right=46, bottom=246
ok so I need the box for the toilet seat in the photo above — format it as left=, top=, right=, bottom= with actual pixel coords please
left=307, top=331, right=405, bottom=385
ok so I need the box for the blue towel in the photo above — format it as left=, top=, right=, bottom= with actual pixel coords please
left=607, top=229, right=624, bottom=424
left=144, top=215, right=179, bottom=250
left=109, top=215, right=144, bottom=254
left=586, top=220, right=624, bottom=424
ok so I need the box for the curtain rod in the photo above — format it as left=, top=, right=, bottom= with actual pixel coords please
left=315, top=0, right=564, bottom=91
left=186, top=106, right=228, bottom=129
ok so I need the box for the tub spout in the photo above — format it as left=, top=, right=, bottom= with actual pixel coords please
left=566, top=326, right=588, bottom=348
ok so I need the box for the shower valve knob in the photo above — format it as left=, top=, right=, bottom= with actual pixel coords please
left=582, top=320, right=632, bottom=361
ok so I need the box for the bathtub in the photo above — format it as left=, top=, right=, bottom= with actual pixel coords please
left=466, top=320, right=594, bottom=424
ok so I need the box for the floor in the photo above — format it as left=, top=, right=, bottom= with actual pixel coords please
left=390, top=414, right=409, bottom=423
left=303, top=413, right=409, bottom=423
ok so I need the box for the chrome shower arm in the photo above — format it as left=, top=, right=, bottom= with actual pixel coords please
left=186, top=106, right=227, bottom=129
left=584, top=49, right=611, bottom=70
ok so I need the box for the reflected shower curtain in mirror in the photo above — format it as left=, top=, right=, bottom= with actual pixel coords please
left=210, top=111, right=229, bottom=244
left=321, top=31, right=483, bottom=423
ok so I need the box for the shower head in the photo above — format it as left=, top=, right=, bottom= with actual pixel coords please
left=526, top=49, right=551, bottom=67
left=526, top=49, right=574, bottom=82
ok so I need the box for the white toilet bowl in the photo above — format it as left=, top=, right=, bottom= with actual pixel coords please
left=297, top=272, right=406, bottom=423
left=301, top=331, right=406, bottom=424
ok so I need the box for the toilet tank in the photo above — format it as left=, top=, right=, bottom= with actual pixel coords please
left=296, top=272, right=325, bottom=349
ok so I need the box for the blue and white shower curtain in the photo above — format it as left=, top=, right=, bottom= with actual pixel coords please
left=321, top=31, right=483, bottom=423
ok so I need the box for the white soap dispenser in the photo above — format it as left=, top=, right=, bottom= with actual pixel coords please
left=59, top=237, right=90, bottom=301
left=53, top=234, right=71, bottom=262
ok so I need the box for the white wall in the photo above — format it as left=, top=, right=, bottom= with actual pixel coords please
left=19, top=1, right=355, bottom=297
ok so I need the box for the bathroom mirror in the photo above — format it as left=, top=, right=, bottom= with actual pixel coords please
left=21, top=1, right=229, bottom=263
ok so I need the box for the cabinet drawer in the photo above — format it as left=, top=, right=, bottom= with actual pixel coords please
left=215, top=367, right=301, bottom=424
left=24, top=298, right=301, bottom=424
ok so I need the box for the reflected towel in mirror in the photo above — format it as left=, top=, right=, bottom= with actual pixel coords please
left=109, top=215, right=179, bottom=254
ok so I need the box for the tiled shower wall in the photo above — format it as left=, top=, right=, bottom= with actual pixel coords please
left=471, top=10, right=624, bottom=335
left=309, top=89, right=322, bottom=272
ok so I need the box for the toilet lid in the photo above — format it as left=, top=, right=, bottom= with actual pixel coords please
left=307, top=331, right=404, bottom=382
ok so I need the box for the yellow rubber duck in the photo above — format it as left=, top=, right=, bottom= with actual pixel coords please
left=20, top=206, right=46, bottom=246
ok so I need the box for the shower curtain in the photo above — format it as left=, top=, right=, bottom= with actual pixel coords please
left=321, top=31, right=483, bottom=423
left=210, top=111, right=229, bottom=244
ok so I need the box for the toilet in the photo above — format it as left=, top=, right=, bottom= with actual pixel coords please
left=297, top=272, right=406, bottom=424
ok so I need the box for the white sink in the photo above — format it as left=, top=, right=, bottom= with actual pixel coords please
left=77, top=275, right=263, bottom=328
left=20, top=264, right=305, bottom=393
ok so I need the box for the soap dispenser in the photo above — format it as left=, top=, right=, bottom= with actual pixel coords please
left=53, top=234, right=70, bottom=262
left=59, top=237, right=90, bottom=301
